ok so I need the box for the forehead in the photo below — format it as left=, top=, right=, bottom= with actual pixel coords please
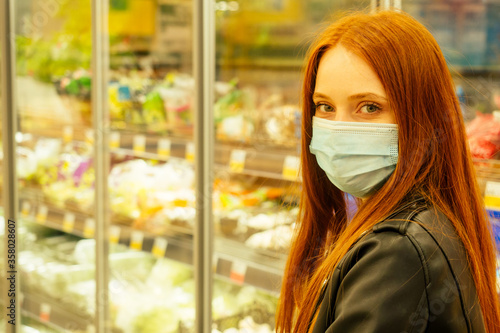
left=315, top=45, right=386, bottom=98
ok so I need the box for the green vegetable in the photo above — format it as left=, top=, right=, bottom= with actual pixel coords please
left=65, top=79, right=81, bottom=95
left=132, top=307, right=178, bottom=333
left=143, top=91, right=166, bottom=124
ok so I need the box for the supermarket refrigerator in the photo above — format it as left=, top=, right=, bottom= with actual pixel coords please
left=0, top=0, right=499, bottom=333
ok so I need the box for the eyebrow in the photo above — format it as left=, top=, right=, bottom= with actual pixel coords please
left=312, top=92, right=388, bottom=102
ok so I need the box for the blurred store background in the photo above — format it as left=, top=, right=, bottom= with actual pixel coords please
left=0, top=0, right=499, bottom=332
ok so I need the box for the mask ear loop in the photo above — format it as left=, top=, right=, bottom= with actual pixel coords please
left=389, top=132, right=399, bottom=165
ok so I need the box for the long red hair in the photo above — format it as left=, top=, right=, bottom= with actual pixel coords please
left=276, top=9, right=500, bottom=333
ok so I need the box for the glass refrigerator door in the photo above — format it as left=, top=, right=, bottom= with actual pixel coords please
left=0, top=14, right=5, bottom=329
left=211, top=1, right=370, bottom=331
left=401, top=0, right=500, bottom=286
left=13, top=0, right=96, bottom=332
left=105, top=1, right=196, bottom=332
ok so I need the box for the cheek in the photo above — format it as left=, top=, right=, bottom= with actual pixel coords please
left=382, top=108, right=397, bottom=124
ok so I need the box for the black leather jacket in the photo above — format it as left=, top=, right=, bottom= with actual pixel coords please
left=311, top=201, right=486, bottom=332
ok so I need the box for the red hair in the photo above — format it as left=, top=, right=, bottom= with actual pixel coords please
left=276, top=10, right=500, bottom=333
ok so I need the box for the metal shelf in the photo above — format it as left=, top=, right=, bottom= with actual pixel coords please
left=15, top=125, right=302, bottom=182
left=17, top=190, right=287, bottom=294
left=21, top=292, right=93, bottom=332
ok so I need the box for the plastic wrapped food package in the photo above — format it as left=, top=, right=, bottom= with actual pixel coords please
left=16, top=137, right=95, bottom=210
left=113, top=259, right=195, bottom=333
left=216, top=204, right=298, bottom=252
left=54, top=69, right=92, bottom=126
left=259, top=103, right=301, bottom=148
left=17, top=147, right=38, bottom=179
left=466, top=111, right=500, bottom=159
left=108, top=71, right=198, bottom=134
left=33, top=138, right=62, bottom=167
left=241, top=209, right=298, bottom=230
left=214, top=84, right=256, bottom=143
left=43, top=152, right=94, bottom=210
left=245, top=224, right=295, bottom=252
left=109, top=159, right=195, bottom=222
left=212, top=282, right=277, bottom=332
left=156, top=73, right=194, bottom=135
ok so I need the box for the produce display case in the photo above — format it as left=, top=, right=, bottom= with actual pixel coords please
left=402, top=0, right=500, bottom=260
left=1, top=0, right=500, bottom=333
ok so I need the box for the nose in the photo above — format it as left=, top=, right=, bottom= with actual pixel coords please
left=334, top=109, right=355, bottom=122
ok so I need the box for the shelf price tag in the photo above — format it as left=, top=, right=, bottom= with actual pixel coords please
left=185, top=143, right=195, bottom=163
left=152, top=237, right=168, bottom=258
left=229, top=261, right=247, bottom=285
left=63, top=126, right=73, bottom=143
left=84, top=218, right=96, bottom=238
left=157, top=139, right=172, bottom=159
left=36, top=205, right=48, bottom=224
left=282, top=155, right=300, bottom=181
left=21, top=201, right=31, bottom=218
left=62, top=212, right=76, bottom=233
left=133, top=134, right=146, bottom=153
left=130, top=230, right=144, bottom=251
left=40, top=303, right=51, bottom=322
left=110, top=132, right=121, bottom=149
left=109, top=226, right=121, bottom=244
left=229, top=149, right=247, bottom=173
left=485, top=181, right=500, bottom=210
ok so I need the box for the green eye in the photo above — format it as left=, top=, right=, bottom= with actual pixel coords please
left=316, top=104, right=334, bottom=112
left=360, top=103, right=381, bottom=114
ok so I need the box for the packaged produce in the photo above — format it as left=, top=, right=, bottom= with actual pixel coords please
left=54, top=69, right=92, bottom=126
left=34, top=138, right=62, bottom=168
left=17, top=138, right=94, bottom=210
left=213, top=282, right=277, bottom=332
left=109, top=159, right=151, bottom=220
left=108, top=82, right=133, bottom=121
left=17, top=147, right=38, bottom=179
left=245, top=224, right=294, bottom=252
left=257, top=98, right=301, bottom=148
left=157, top=74, right=194, bottom=136
left=242, top=209, right=298, bottom=230
left=134, top=206, right=196, bottom=234
left=214, top=174, right=298, bottom=248
left=142, top=90, right=167, bottom=129
left=109, top=159, right=195, bottom=225
left=214, top=178, right=285, bottom=211
left=466, top=111, right=500, bottom=159
left=113, top=258, right=195, bottom=333
left=43, top=152, right=94, bottom=210
left=146, top=259, right=193, bottom=290
left=132, top=307, right=179, bottom=333
left=214, top=81, right=255, bottom=143
left=108, top=71, right=171, bottom=133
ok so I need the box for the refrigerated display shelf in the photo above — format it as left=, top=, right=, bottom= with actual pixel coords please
left=474, top=158, right=500, bottom=181
left=473, top=159, right=500, bottom=197
left=22, top=128, right=500, bottom=186
left=214, top=238, right=285, bottom=294
left=110, top=130, right=301, bottom=181
left=21, top=292, right=93, bottom=332
left=18, top=196, right=287, bottom=294
left=16, top=126, right=302, bottom=182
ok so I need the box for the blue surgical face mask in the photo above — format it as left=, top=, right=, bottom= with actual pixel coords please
left=309, top=116, right=399, bottom=198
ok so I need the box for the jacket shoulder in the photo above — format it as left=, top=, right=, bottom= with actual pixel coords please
left=313, top=204, right=486, bottom=333
left=358, top=205, right=485, bottom=332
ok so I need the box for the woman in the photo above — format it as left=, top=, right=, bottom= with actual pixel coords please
left=276, top=9, right=500, bottom=333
